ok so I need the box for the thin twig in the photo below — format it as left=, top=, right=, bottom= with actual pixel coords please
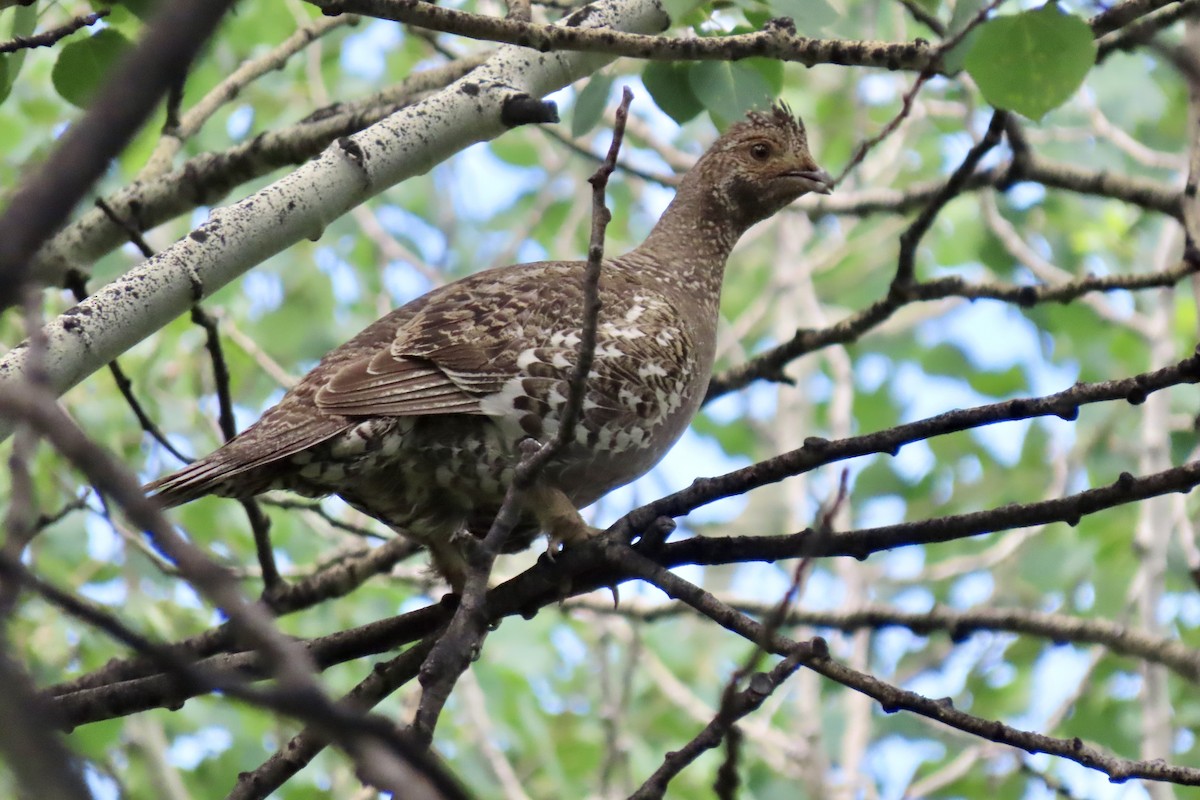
left=895, top=0, right=946, bottom=35
left=707, top=255, right=1199, bottom=400
left=140, top=14, right=358, bottom=179
left=263, top=497, right=390, bottom=539
left=93, top=197, right=280, bottom=589
left=411, top=86, right=635, bottom=747
left=63, top=265, right=194, bottom=464
left=0, top=9, right=107, bottom=54
left=894, top=110, right=1007, bottom=287
left=188, top=299, right=281, bottom=590
left=0, top=382, right=444, bottom=795
left=836, top=0, right=1005, bottom=185
left=541, top=126, right=678, bottom=188
left=629, top=651, right=804, bottom=799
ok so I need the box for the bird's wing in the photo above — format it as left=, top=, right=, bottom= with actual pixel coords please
left=313, top=350, right=497, bottom=416
left=314, top=267, right=567, bottom=417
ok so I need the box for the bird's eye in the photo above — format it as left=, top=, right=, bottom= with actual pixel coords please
left=750, top=142, right=772, bottom=161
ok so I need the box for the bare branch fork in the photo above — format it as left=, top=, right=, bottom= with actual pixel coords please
left=895, top=110, right=1008, bottom=288
left=605, top=545, right=1200, bottom=787
left=836, top=0, right=1007, bottom=184
left=629, top=650, right=805, bottom=799
left=0, top=384, right=467, bottom=795
left=90, top=198, right=281, bottom=593
left=37, top=351, right=1200, bottom=730
left=411, top=87, right=636, bottom=747
left=41, top=451, right=1200, bottom=735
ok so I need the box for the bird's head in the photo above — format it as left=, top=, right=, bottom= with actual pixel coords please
left=687, top=103, right=832, bottom=230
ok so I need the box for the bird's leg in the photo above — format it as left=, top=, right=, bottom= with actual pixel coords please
left=527, top=484, right=600, bottom=554
left=427, top=536, right=471, bottom=595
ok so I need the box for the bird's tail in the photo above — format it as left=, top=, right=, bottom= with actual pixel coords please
left=144, top=412, right=352, bottom=508
left=142, top=456, right=250, bottom=508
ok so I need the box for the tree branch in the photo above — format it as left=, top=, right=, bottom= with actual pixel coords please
left=565, top=596, right=1200, bottom=685
left=0, top=9, right=107, bottom=54
left=604, top=541, right=1200, bottom=787
left=410, top=86, right=634, bottom=747
left=0, top=0, right=670, bottom=443
left=706, top=257, right=1199, bottom=401
left=0, top=0, right=240, bottom=309
left=29, top=54, right=488, bottom=288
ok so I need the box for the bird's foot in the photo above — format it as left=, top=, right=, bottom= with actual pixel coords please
left=529, top=484, right=599, bottom=557
left=545, top=517, right=603, bottom=557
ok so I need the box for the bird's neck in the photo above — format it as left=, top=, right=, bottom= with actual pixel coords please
left=624, top=188, right=744, bottom=304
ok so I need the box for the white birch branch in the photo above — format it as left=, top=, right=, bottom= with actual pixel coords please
left=0, top=0, right=669, bottom=442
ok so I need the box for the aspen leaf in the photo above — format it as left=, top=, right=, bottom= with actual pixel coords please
left=52, top=29, right=132, bottom=108
left=964, top=4, right=1095, bottom=120
left=572, top=73, right=615, bottom=138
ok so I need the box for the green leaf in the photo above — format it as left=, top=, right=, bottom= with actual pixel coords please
left=110, top=0, right=162, bottom=21
left=642, top=61, right=703, bottom=124
left=964, top=4, right=1096, bottom=120
left=571, top=73, right=614, bottom=138
left=688, top=60, right=774, bottom=126
left=942, top=0, right=987, bottom=74
left=967, top=364, right=1027, bottom=397
left=1, top=2, right=37, bottom=103
left=747, top=56, right=783, bottom=96
left=51, top=29, right=133, bottom=108
left=490, top=134, right=541, bottom=167
left=97, top=4, right=145, bottom=38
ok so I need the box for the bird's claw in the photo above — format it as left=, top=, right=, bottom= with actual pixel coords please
left=545, top=518, right=602, bottom=558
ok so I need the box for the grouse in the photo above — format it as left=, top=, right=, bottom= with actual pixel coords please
left=146, top=104, right=833, bottom=587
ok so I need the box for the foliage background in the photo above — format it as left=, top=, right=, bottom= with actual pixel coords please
left=1, top=0, right=1199, bottom=798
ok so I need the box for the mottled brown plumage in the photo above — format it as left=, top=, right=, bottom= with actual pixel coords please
left=146, top=104, right=831, bottom=586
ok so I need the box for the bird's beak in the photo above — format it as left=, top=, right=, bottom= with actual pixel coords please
left=792, top=168, right=834, bottom=195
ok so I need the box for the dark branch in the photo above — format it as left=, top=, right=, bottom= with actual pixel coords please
left=0, top=10, right=107, bottom=54
left=894, top=110, right=1007, bottom=287
left=629, top=653, right=803, bottom=799
left=411, top=86, right=635, bottom=747
left=604, top=540, right=1200, bottom=787
left=706, top=257, right=1199, bottom=401
left=568, top=597, right=1200, bottom=685
left=309, top=0, right=1181, bottom=72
